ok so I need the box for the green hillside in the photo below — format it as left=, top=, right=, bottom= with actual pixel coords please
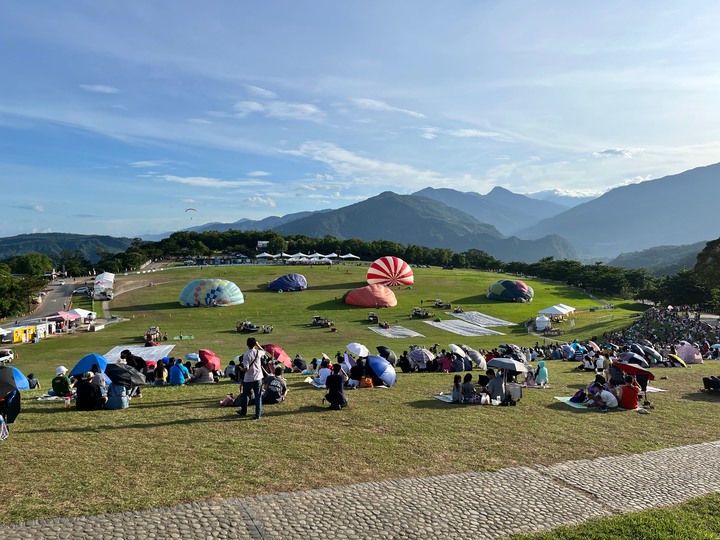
left=0, top=233, right=133, bottom=264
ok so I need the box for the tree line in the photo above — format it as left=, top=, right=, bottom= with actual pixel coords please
left=3, top=230, right=720, bottom=318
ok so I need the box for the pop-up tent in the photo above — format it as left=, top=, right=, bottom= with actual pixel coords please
left=268, top=273, right=308, bottom=292
left=342, top=284, right=397, bottom=308
left=535, top=315, right=551, bottom=331
left=539, top=305, right=566, bottom=316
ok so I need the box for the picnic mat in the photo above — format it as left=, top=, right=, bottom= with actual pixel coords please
left=554, top=396, right=637, bottom=411
left=446, top=311, right=515, bottom=327
left=423, top=320, right=505, bottom=337
left=646, top=385, right=667, bottom=393
left=367, top=325, right=425, bottom=338
left=303, top=376, right=325, bottom=389
left=36, top=395, right=65, bottom=401
left=433, top=393, right=456, bottom=403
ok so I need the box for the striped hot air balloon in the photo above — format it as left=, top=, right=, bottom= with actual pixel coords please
left=366, top=256, right=414, bottom=286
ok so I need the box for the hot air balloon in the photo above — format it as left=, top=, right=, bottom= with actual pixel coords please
left=268, top=273, right=308, bottom=292
left=486, top=279, right=534, bottom=303
left=342, top=284, right=397, bottom=308
left=179, top=279, right=244, bottom=307
left=366, top=256, right=414, bottom=286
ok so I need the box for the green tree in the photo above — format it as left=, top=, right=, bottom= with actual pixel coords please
left=12, top=253, right=54, bottom=276
left=694, top=238, right=720, bottom=289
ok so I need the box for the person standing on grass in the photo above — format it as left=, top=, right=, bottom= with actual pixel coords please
left=237, top=337, right=265, bottom=420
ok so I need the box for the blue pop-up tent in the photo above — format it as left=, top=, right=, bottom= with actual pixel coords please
left=11, top=366, right=29, bottom=390
left=69, top=353, right=110, bottom=383
left=268, top=273, right=308, bottom=292
left=367, top=355, right=397, bottom=387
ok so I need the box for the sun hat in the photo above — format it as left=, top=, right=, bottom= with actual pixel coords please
left=56, top=366, right=68, bottom=375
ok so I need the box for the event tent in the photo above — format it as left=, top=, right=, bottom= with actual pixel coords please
left=538, top=306, right=566, bottom=316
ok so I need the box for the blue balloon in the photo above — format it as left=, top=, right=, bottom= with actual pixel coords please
left=367, top=355, right=397, bottom=387
left=268, top=273, right=308, bottom=292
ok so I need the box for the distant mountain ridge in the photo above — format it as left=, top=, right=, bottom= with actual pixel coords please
left=275, top=191, right=578, bottom=263
left=516, top=163, right=720, bottom=258
left=413, top=186, right=567, bottom=235
left=0, top=233, right=133, bottom=264
left=609, top=241, right=707, bottom=276
left=524, top=189, right=596, bottom=207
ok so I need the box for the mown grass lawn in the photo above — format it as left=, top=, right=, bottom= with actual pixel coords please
left=4, top=264, right=719, bottom=524
left=511, top=494, right=720, bottom=540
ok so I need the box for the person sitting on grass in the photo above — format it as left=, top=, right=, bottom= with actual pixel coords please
left=190, top=361, right=215, bottom=383
left=617, top=375, right=641, bottom=410
left=154, top=360, right=168, bottom=386
left=346, top=358, right=364, bottom=389
left=324, top=364, right=348, bottom=410
left=27, top=373, right=41, bottom=390
left=105, top=381, right=130, bottom=410
left=534, top=361, right=549, bottom=387
left=292, top=354, right=307, bottom=373
left=587, top=382, right=618, bottom=412
left=167, top=358, right=186, bottom=386
left=75, top=372, right=107, bottom=411
left=451, top=374, right=462, bottom=402
left=262, top=367, right=288, bottom=404
left=486, top=369, right=505, bottom=402
left=314, top=359, right=332, bottom=387
left=50, top=366, right=73, bottom=397
left=461, top=373, right=475, bottom=403
left=224, top=360, right=237, bottom=382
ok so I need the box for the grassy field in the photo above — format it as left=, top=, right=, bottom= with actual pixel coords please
left=4, top=264, right=720, bottom=524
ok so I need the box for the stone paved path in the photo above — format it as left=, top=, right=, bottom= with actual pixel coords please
left=4, top=440, right=720, bottom=539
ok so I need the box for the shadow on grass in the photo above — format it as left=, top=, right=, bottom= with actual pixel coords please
left=680, top=391, right=720, bottom=402
left=452, top=295, right=495, bottom=305
left=406, top=399, right=462, bottom=410
left=112, top=301, right=182, bottom=312
left=545, top=401, right=592, bottom=413
left=306, top=299, right=348, bottom=310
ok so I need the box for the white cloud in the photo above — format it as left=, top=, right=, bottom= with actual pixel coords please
left=420, top=126, right=511, bottom=142
left=181, top=198, right=197, bottom=204
left=187, top=118, right=212, bottom=124
left=246, top=85, right=277, bottom=99
left=420, top=128, right=438, bottom=140
left=14, top=203, right=44, bottom=212
left=593, top=147, right=642, bottom=158
left=79, top=84, right=120, bottom=94
left=246, top=195, right=276, bottom=207
left=233, top=101, right=265, bottom=117
left=161, top=174, right=270, bottom=188
left=246, top=170, right=271, bottom=177
left=130, top=160, right=169, bottom=168
left=351, top=98, right=425, bottom=119
left=266, top=102, right=323, bottom=121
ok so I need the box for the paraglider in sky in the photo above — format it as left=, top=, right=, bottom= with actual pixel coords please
left=366, top=256, right=414, bottom=286
left=343, top=284, right=397, bottom=308
left=268, top=273, right=308, bottom=292
left=185, top=208, right=197, bottom=220
left=486, top=279, right=534, bottom=303
left=179, top=279, right=244, bottom=307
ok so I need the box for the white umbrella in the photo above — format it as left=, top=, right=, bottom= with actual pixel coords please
left=487, top=357, right=528, bottom=373
left=346, top=342, right=369, bottom=357
left=449, top=344, right=466, bottom=358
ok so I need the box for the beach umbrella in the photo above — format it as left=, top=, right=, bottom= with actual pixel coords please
left=376, top=346, right=397, bottom=365
left=667, top=354, right=687, bottom=367
left=262, top=344, right=292, bottom=370
left=367, top=355, right=397, bottom=387
left=69, top=353, right=109, bottom=377
left=186, top=353, right=199, bottom=361
left=676, top=344, right=703, bottom=364
left=0, top=365, right=19, bottom=397
left=198, top=349, right=222, bottom=371
left=641, top=346, right=662, bottom=363
left=449, top=344, right=466, bottom=358
left=587, top=341, right=601, bottom=352
left=561, top=344, right=574, bottom=356
left=462, top=347, right=486, bottom=370
left=105, top=363, right=146, bottom=387
left=346, top=342, right=369, bottom=357
left=617, top=351, right=649, bottom=368
left=487, top=357, right=528, bottom=374
left=409, top=348, right=435, bottom=363
left=614, top=362, right=655, bottom=381
left=711, top=344, right=720, bottom=350
left=638, top=339, right=654, bottom=348
left=630, top=343, right=646, bottom=356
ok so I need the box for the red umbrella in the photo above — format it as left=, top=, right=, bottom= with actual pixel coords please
left=614, top=362, right=655, bottom=381
left=262, top=344, right=292, bottom=369
left=587, top=340, right=601, bottom=352
left=198, top=349, right=222, bottom=371
left=145, top=359, right=158, bottom=369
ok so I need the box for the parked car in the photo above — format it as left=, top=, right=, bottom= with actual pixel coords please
left=73, top=286, right=89, bottom=294
left=0, top=349, right=14, bottom=364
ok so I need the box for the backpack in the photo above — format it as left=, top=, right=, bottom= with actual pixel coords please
left=569, top=388, right=587, bottom=403
left=359, top=377, right=374, bottom=388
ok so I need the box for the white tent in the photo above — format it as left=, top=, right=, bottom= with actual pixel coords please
left=290, top=252, right=308, bottom=258
left=539, top=305, right=566, bottom=316
left=339, top=253, right=360, bottom=259
left=308, top=252, right=326, bottom=258
left=556, top=304, right=575, bottom=313
left=535, top=315, right=551, bottom=331
left=94, top=272, right=115, bottom=289
left=325, top=252, right=338, bottom=258
left=69, top=308, right=96, bottom=321
left=256, top=252, right=276, bottom=258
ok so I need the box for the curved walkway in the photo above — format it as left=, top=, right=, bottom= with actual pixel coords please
left=3, top=440, right=720, bottom=539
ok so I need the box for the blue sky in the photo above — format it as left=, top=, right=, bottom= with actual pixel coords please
left=2, top=1, right=720, bottom=238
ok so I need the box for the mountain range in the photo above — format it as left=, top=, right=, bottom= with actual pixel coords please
left=0, top=233, right=133, bottom=264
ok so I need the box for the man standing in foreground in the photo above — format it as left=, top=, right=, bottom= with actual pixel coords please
left=237, top=337, right=265, bottom=420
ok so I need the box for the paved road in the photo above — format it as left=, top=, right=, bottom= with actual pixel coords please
left=2, top=440, right=719, bottom=539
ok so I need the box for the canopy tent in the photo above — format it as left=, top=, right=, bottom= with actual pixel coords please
left=290, top=252, right=308, bottom=258
left=49, top=311, right=81, bottom=322
left=556, top=304, right=576, bottom=313
left=256, top=252, right=276, bottom=259
left=339, top=253, right=360, bottom=259
left=68, top=308, right=96, bottom=320
left=307, top=252, right=326, bottom=258
left=535, top=315, right=551, bottom=331
left=325, top=253, right=338, bottom=258
left=538, top=305, right=566, bottom=316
